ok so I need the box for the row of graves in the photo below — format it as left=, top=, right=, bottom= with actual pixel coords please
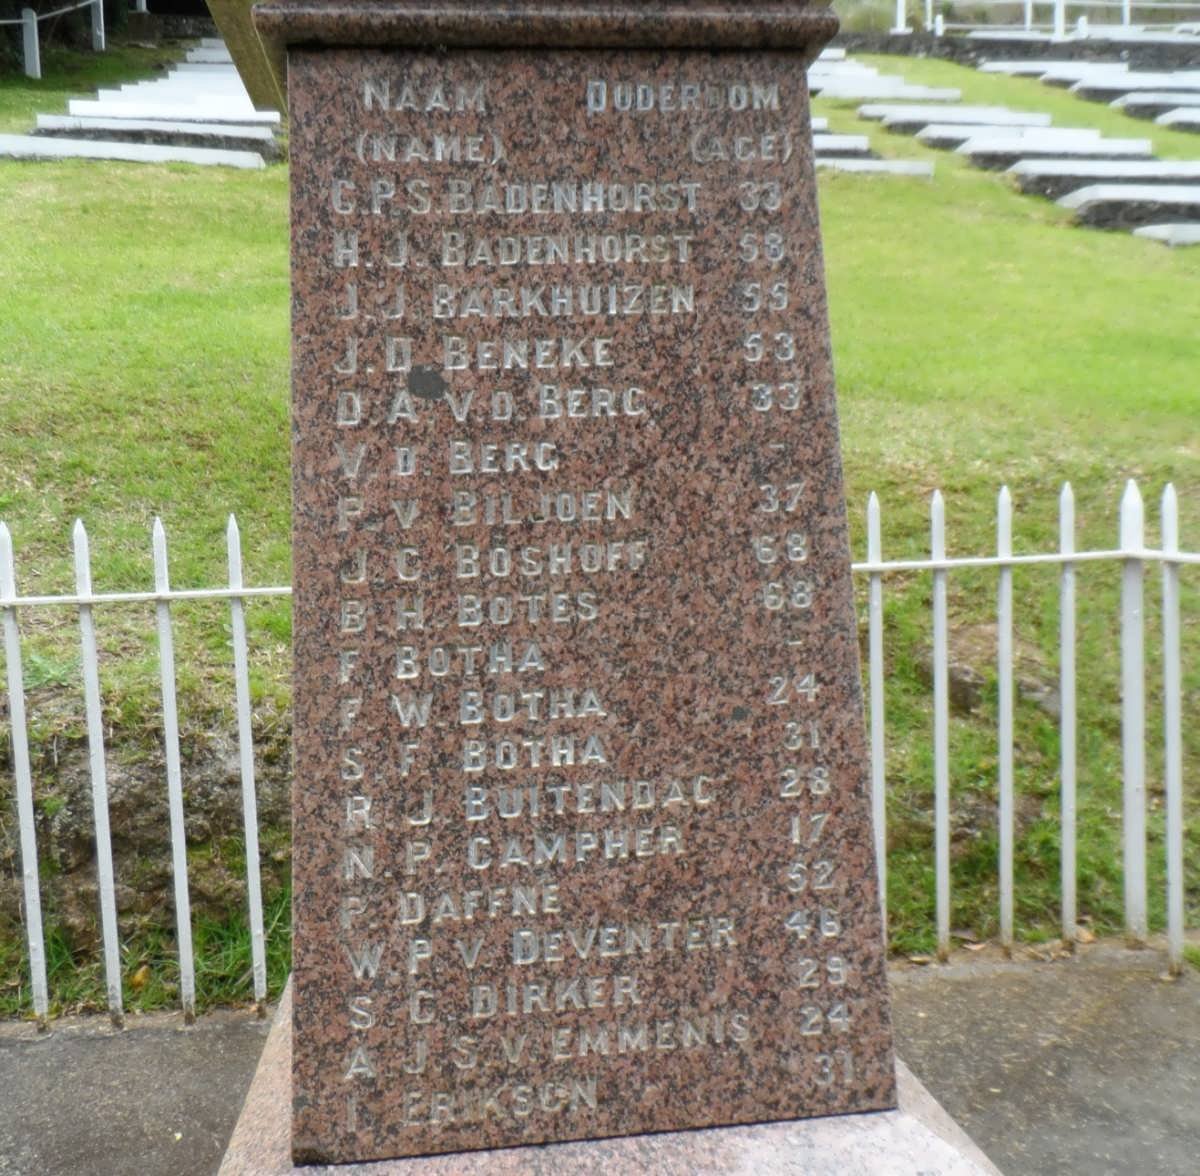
left=861, top=52, right=1200, bottom=246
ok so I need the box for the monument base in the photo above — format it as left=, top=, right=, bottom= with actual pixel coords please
left=220, top=983, right=1000, bottom=1175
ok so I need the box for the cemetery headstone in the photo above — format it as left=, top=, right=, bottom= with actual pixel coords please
left=253, top=0, right=899, bottom=1165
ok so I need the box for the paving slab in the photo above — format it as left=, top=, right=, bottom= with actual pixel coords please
left=1058, top=181, right=1200, bottom=225
left=1009, top=157, right=1200, bottom=198
left=1111, top=90, right=1200, bottom=118
left=891, top=944, right=1200, bottom=1176
left=1158, top=108, right=1200, bottom=130
left=816, top=157, right=935, bottom=176
left=0, top=133, right=267, bottom=168
left=34, top=114, right=280, bottom=157
left=918, top=124, right=1101, bottom=149
left=959, top=136, right=1154, bottom=169
left=1133, top=221, right=1200, bottom=244
left=0, top=1006, right=271, bottom=1176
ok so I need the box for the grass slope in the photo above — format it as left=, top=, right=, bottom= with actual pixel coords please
left=0, top=48, right=1196, bottom=1013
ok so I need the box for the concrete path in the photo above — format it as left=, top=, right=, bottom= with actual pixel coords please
left=0, top=942, right=1194, bottom=1175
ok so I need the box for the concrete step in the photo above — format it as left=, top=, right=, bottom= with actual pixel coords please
left=67, top=99, right=280, bottom=124
left=1133, top=221, right=1200, bottom=245
left=812, top=133, right=872, bottom=157
left=1009, top=158, right=1200, bottom=199
left=1157, top=108, right=1200, bottom=131
left=1037, top=65, right=1132, bottom=88
left=918, top=124, right=1101, bottom=150
left=816, top=158, right=935, bottom=176
left=863, top=104, right=1052, bottom=134
left=186, top=47, right=233, bottom=64
left=1058, top=182, right=1200, bottom=227
left=1111, top=91, right=1200, bottom=118
left=959, top=136, right=1154, bottom=169
left=33, top=114, right=281, bottom=158
left=1072, top=75, right=1200, bottom=101
left=0, top=133, right=265, bottom=168
left=811, top=80, right=962, bottom=101
left=978, top=59, right=1123, bottom=75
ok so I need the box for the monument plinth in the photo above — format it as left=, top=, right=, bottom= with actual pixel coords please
left=272, top=2, right=898, bottom=1165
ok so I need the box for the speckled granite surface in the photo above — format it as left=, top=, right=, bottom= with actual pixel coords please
left=222, top=984, right=999, bottom=1175
left=284, top=4, right=895, bottom=1165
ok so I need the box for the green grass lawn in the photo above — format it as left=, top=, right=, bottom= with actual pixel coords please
left=0, top=47, right=1197, bottom=1014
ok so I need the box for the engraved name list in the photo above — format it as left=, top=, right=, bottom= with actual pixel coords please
left=288, top=46, right=894, bottom=1164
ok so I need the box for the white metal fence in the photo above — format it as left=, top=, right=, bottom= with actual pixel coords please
left=892, top=0, right=1200, bottom=36
left=0, top=480, right=1194, bottom=1027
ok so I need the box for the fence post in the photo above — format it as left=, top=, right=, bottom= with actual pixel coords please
left=931, top=491, right=950, bottom=961
left=0, top=524, right=49, bottom=1029
left=1024, top=0, right=1034, bottom=30
left=21, top=9, right=40, bottom=80
left=1119, top=481, right=1147, bottom=946
left=227, top=515, right=268, bottom=1014
left=73, top=520, right=125, bottom=1028
left=867, top=494, right=887, bottom=940
left=1122, top=0, right=1131, bottom=25
left=1161, top=486, right=1183, bottom=974
left=90, top=0, right=105, bottom=52
left=924, top=0, right=933, bottom=32
left=892, top=0, right=909, bottom=33
left=134, top=0, right=148, bottom=13
left=1053, top=0, right=1066, bottom=38
left=1059, top=484, right=1077, bottom=946
left=152, top=520, right=196, bottom=1022
left=997, top=487, right=1014, bottom=953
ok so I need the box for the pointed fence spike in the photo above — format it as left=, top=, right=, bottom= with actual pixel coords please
left=72, top=519, right=92, bottom=596
left=152, top=518, right=170, bottom=593
left=227, top=515, right=244, bottom=590
left=0, top=522, right=14, bottom=599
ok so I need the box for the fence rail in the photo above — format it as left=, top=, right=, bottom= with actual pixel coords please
left=0, top=480, right=1194, bottom=1027
left=2, top=0, right=104, bottom=80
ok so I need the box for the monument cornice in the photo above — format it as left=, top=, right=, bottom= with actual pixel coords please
left=214, top=0, right=838, bottom=113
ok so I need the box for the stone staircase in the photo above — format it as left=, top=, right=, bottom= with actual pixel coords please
left=0, top=39, right=282, bottom=168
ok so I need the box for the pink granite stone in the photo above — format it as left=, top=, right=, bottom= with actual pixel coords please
left=279, top=3, right=896, bottom=1164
